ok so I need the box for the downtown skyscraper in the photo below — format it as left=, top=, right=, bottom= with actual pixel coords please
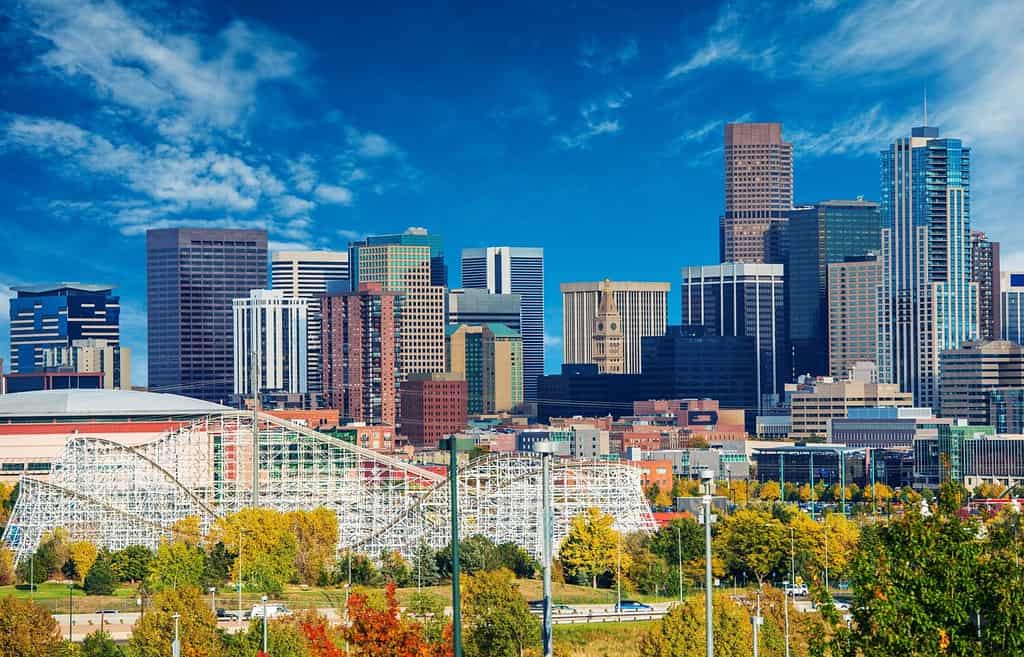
left=721, top=122, right=793, bottom=263
left=147, top=228, right=268, bottom=402
left=879, top=126, right=977, bottom=408
left=461, top=246, right=544, bottom=402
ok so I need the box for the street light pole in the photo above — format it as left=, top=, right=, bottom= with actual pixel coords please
left=752, top=589, right=763, bottom=657
left=676, top=522, right=684, bottom=603
left=237, top=528, right=243, bottom=620
left=442, top=436, right=470, bottom=657
left=786, top=526, right=794, bottom=657
left=67, top=583, right=74, bottom=642
left=209, top=586, right=216, bottom=614
left=824, top=523, right=830, bottom=594
left=262, top=595, right=269, bottom=653
left=701, top=469, right=715, bottom=657
left=534, top=441, right=557, bottom=657
left=172, top=613, right=181, bottom=657
left=616, top=537, right=622, bottom=611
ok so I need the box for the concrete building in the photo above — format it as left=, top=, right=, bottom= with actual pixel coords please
left=516, top=428, right=572, bottom=456
left=232, top=290, right=309, bottom=405
left=828, top=255, right=882, bottom=379
left=720, top=122, right=793, bottom=263
left=351, top=242, right=445, bottom=379
left=147, top=228, right=267, bottom=402
left=400, top=372, right=467, bottom=448
left=828, top=406, right=945, bottom=449
left=569, top=427, right=611, bottom=459
left=461, top=247, right=544, bottom=401
left=913, top=421, right=996, bottom=487
left=270, top=251, right=350, bottom=405
left=787, top=200, right=880, bottom=376
left=351, top=227, right=447, bottom=287
left=561, top=280, right=669, bottom=375
left=40, top=339, right=131, bottom=391
left=447, top=289, right=520, bottom=331
left=681, top=263, right=789, bottom=401
left=446, top=323, right=523, bottom=414
left=939, top=341, right=1024, bottom=424
left=989, top=388, right=1024, bottom=434
left=1002, top=272, right=1024, bottom=346
left=790, top=380, right=912, bottom=441
left=321, top=282, right=401, bottom=425
left=878, top=126, right=978, bottom=409
left=591, top=279, right=625, bottom=374
left=9, top=284, right=122, bottom=376
left=970, top=231, right=1000, bottom=341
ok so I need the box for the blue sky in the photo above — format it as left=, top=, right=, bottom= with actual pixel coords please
left=1, top=0, right=1021, bottom=385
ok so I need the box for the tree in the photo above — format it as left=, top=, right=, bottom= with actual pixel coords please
left=203, top=542, right=234, bottom=587
left=411, top=542, right=440, bottom=587
left=224, top=616, right=310, bottom=657
left=0, top=596, right=64, bottom=657
left=649, top=518, right=703, bottom=568
left=34, top=527, right=71, bottom=579
left=974, top=481, right=1006, bottom=499
left=405, top=590, right=447, bottom=644
left=436, top=535, right=499, bottom=578
left=627, top=547, right=671, bottom=596
left=110, top=545, right=153, bottom=583
left=288, top=508, right=339, bottom=585
left=127, top=587, right=224, bottom=657
left=462, top=569, right=538, bottom=657
left=340, top=582, right=443, bottom=656
left=83, top=551, right=117, bottom=596
left=639, top=592, right=752, bottom=657
left=654, top=489, right=674, bottom=509
left=0, top=546, right=16, bottom=586
left=380, top=549, right=412, bottom=587
left=494, top=542, right=537, bottom=579
left=715, top=508, right=785, bottom=586
left=67, top=541, right=99, bottom=583
left=145, top=537, right=205, bottom=591
left=559, top=507, right=628, bottom=588
left=758, top=481, right=781, bottom=502
left=81, top=630, right=124, bottom=657
left=208, top=508, right=298, bottom=594
left=334, top=551, right=381, bottom=587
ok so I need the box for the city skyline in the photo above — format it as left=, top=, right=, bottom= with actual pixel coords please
left=1, top=0, right=1021, bottom=386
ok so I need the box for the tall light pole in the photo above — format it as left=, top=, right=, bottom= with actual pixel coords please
left=261, top=595, right=269, bottom=653
left=172, top=612, right=181, bottom=657
left=534, top=441, right=557, bottom=657
left=824, top=522, right=830, bottom=594
left=752, top=589, right=763, bottom=657
left=616, top=537, right=622, bottom=611
left=209, top=586, right=216, bottom=614
left=237, top=527, right=243, bottom=619
left=676, top=522, right=684, bottom=603
left=785, top=526, right=794, bottom=657
left=441, top=436, right=471, bottom=657
left=700, top=468, right=715, bottom=657
left=68, top=583, right=73, bottom=642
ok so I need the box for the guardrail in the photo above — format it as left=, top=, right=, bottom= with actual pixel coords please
left=531, top=608, right=669, bottom=624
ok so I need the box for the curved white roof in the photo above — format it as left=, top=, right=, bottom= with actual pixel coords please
left=0, top=389, right=230, bottom=418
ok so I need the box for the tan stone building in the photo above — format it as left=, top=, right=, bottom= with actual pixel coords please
left=591, top=279, right=624, bottom=373
left=561, top=280, right=669, bottom=374
left=828, top=255, right=882, bottom=379
left=790, top=380, right=912, bottom=441
left=939, top=340, right=1024, bottom=424
left=447, top=323, right=523, bottom=414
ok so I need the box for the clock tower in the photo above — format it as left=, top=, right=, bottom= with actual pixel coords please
left=591, top=279, right=624, bottom=373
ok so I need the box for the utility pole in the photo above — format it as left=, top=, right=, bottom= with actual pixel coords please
left=535, top=441, right=557, bottom=657
left=262, top=595, right=269, bottom=653
left=676, top=522, right=684, bottom=603
left=172, top=613, right=181, bottom=657
left=237, top=528, right=243, bottom=619
left=824, top=523, right=830, bottom=594
left=68, top=583, right=73, bottom=642
left=250, top=309, right=261, bottom=507
left=442, top=437, right=470, bottom=657
left=701, top=469, right=715, bottom=657
left=752, top=590, right=763, bottom=657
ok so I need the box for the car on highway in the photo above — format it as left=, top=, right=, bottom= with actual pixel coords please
left=785, top=584, right=809, bottom=596
left=614, top=600, right=653, bottom=612
left=527, top=601, right=578, bottom=615
left=251, top=603, right=291, bottom=619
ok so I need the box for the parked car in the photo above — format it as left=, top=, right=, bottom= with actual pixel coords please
left=251, top=603, right=291, bottom=619
left=785, top=584, right=809, bottom=596
left=614, top=600, right=653, bottom=612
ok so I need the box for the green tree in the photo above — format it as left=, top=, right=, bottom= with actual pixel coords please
left=223, top=617, right=309, bottom=657
left=463, top=568, right=539, bottom=657
left=626, top=547, right=671, bottom=596
left=335, top=550, right=381, bottom=586
left=715, top=508, right=785, bottom=586
left=208, top=508, right=298, bottom=594
left=0, top=546, right=16, bottom=586
left=0, top=596, right=64, bottom=657
left=411, top=542, right=440, bottom=587
left=639, top=592, right=752, bottom=657
left=127, top=587, right=224, bottom=657
left=937, top=480, right=970, bottom=515
left=495, top=541, right=537, bottom=579
left=437, top=534, right=499, bottom=577
left=81, top=630, right=123, bottom=657
left=34, top=528, right=71, bottom=580
left=649, top=518, right=703, bottom=570
left=83, top=551, right=117, bottom=596
left=404, top=590, right=447, bottom=644
left=145, top=538, right=205, bottom=591
left=202, top=542, right=233, bottom=588
left=287, top=507, right=339, bottom=585
left=110, top=546, right=153, bottom=583
left=379, top=549, right=412, bottom=587
left=559, top=507, right=628, bottom=588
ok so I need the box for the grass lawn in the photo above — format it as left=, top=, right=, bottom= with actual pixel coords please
left=553, top=621, right=657, bottom=657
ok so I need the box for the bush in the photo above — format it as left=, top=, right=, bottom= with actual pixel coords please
left=84, top=553, right=117, bottom=596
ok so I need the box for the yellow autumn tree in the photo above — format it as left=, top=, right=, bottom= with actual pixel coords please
left=208, top=508, right=297, bottom=594
left=559, top=507, right=630, bottom=588
left=287, top=507, right=339, bottom=585
left=68, top=541, right=98, bottom=582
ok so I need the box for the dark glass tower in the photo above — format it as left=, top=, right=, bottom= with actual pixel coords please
left=787, top=200, right=880, bottom=376
left=147, top=227, right=268, bottom=402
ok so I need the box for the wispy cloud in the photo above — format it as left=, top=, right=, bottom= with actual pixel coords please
left=578, top=37, right=639, bottom=73
left=787, top=105, right=908, bottom=158
left=314, top=184, right=354, bottom=205
left=662, top=113, right=752, bottom=161
left=665, top=6, right=776, bottom=79
left=556, top=90, right=632, bottom=150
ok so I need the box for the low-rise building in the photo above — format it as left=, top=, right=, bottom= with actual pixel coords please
left=399, top=373, right=468, bottom=449
left=790, top=380, right=912, bottom=441
left=752, top=444, right=867, bottom=487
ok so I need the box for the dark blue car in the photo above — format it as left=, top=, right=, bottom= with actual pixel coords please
left=615, top=600, right=653, bottom=612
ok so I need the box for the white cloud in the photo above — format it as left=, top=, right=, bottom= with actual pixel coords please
left=787, top=105, right=908, bottom=158
left=543, top=333, right=562, bottom=348
left=557, top=90, right=631, bottom=150
left=286, top=156, right=319, bottom=193
left=665, top=6, right=776, bottom=79
left=345, top=128, right=401, bottom=159
left=578, top=37, right=639, bottom=73
left=314, top=184, right=354, bottom=205
left=275, top=195, right=315, bottom=218
left=557, top=120, right=621, bottom=150
left=336, top=229, right=366, bottom=242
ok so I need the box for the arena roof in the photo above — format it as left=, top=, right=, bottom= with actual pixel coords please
left=0, top=389, right=230, bottom=419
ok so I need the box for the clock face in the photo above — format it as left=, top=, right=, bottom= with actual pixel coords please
left=597, top=322, right=604, bottom=331
left=611, top=323, right=617, bottom=331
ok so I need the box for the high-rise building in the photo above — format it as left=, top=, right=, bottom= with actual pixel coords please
left=787, top=200, right=880, bottom=375
left=680, top=263, right=789, bottom=403
left=352, top=227, right=447, bottom=287
left=446, top=323, right=523, bottom=414
left=350, top=241, right=445, bottom=379
left=232, top=290, right=308, bottom=404
left=970, top=231, right=1000, bottom=341
left=939, top=341, right=1024, bottom=424
left=591, top=279, right=624, bottom=374
left=447, top=288, right=521, bottom=331
left=878, top=126, right=977, bottom=409
left=147, top=228, right=268, bottom=402
left=721, top=122, right=794, bottom=263
left=561, top=280, right=669, bottom=375
left=9, top=284, right=121, bottom=374
left=41, top=339, right=131, bottom=390
left=461, top=246, right=544, bottom=401
left=270, top=251, right=349, bottom=404
left=321, top=282, right=401, bottom=425
left=828, top=255, right=883, bottom=379
left=1002, top=272, right=1024, bottom=345
left=399, top=372, right=468, bottom=448
left=989, top=388, right=1024, bottom=434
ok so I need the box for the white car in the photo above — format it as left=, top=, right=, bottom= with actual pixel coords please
left=785, top=585, right=809, bottom=596
left=251, top=603, right=291, bottom=619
